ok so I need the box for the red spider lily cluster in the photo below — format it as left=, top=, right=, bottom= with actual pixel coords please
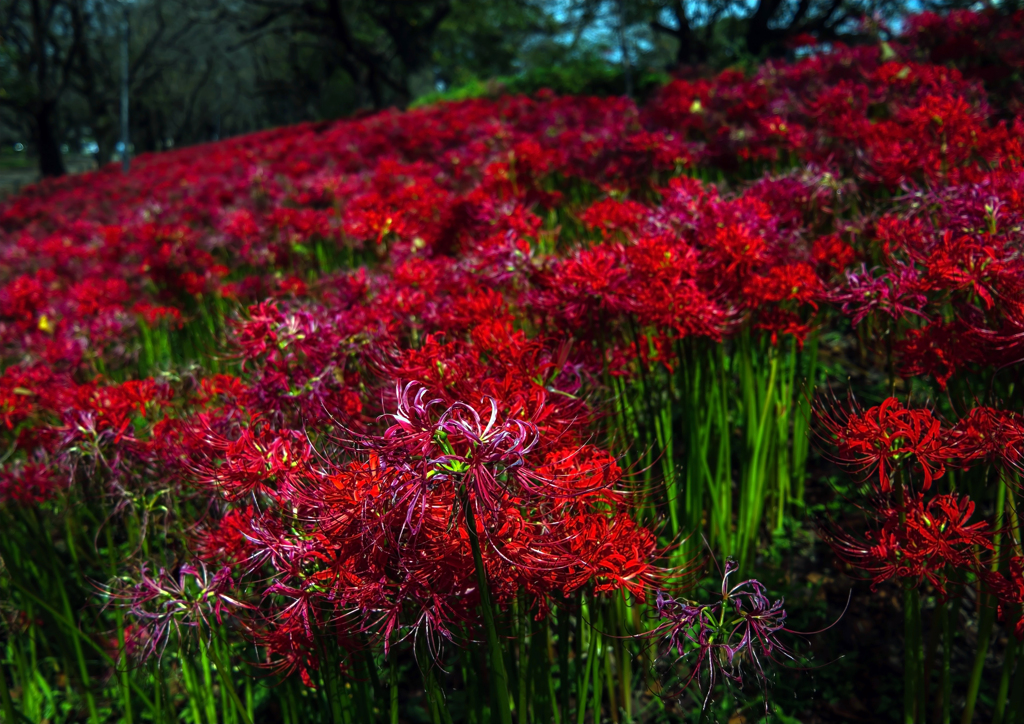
left=178, top=380, right=663, bottom=675
left=3, top=8, right=1024, bottom=722
left=816, top=395, right=1024, bottom=722
left=820, top=397, right=1024, bottom=623
left=821, top=400, right=979, bottom=581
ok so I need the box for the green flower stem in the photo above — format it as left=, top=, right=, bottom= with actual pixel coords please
left=150, top=659, right=164, bottom=724
left=714, top=345, right=733, bottom=558
left=463, top=494, right=513, bottom=724
left=197, top=634, right=218, bottom=724
left=558, top=599, right=571, bottom=724
left=116, top=607, right=134, bottom=724
left=963, top=470, right=1010, bottom=724
left=206, top=632, right=254, bottom=724
left=923, top=600, right=942, bottom=716
left=614, top=596, right=632, bottom=723
left=0, top=656, right=17, bottom=724
left=1005, top=653, right=1024, bottom=724
left=0, top=574, right=156, bottom=711
left=603, top=619, right=617, bottom=723
left=518, top=591, right=530, bottom=722
left=993, top=634, right=1017, bottom=724
left=179, top=654, right=206, bottom=724
left=774, top=338, right=797, bottom=532
left=904, top=584, right=922, bottom=724
left=962, top=599, right=997, bottom=724
left=390, top=654, right=399, bottom=724
left=577, top=599, right=600, bottom=724
left=52, top=566, right=100, bottom=723
left=420, top=649, right=441, bottom=724
left=935, top=597, right=952, bottom=724
left=105, top=525, right=135, bottom=724
left=739, top=343, right=779, bottom=572
left=27, top=507, right=100, bottom=724
left=541, top=623, right=560, bottom=724
left=574, top=593, right=585, bottom=722
left=627, top=323, right=676, bottom=537
left=790, top=334, right=818, bottom=508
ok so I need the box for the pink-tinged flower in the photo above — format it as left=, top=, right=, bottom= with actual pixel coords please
left=354, top=383, right=617, bottom=535
left=118, top=562, right=249, bottom=661
left=828, top=264, right=930, bottom=326
left=652, top=560, right=792, bottom=710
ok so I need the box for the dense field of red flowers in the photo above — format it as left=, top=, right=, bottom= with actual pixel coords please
left=3, top=9, right=1024, bottom=724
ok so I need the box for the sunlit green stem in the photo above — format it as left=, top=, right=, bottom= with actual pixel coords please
left=0, top=657, right=17, bottom=724
left=463, top=494, right=513, bottom=724
left=577, top=596, right=600, bottom=724
left=738, top=338, right=779, bottom=572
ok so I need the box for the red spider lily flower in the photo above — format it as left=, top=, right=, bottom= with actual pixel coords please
left=896, top=322, right=964, bottom=390
left=72, top=379, right=171, bottom=442
left=821, top=492, right=991, bottom=593
left=945, top=406, right=1024, bottom=467
left=554, top=511, right=663, bottom=598
left=132, top=302, right=183, bottom=328
left=981, top=555, right=1024, bottom=641
left=753, top=308, right=813, bottom=347
left=920, top=231, right=1008, bottom=310
left=185, top=415, right=313, bottom=500
left=364, top=383, right=542, bottom=523
left=579, top=197, right=649, bottom=239
left=388, top=332, right=587, bottom=441
left=744, top=262, right=822, bottom=309
left=354, top=384, right=617, bottom=536
left=817, top=397, right=952, bottom=492
left=0, top=461, right=65, bottom=506
left=180, top=370, right=665, bottom=667
left=252, top=611, right=323, bottom=685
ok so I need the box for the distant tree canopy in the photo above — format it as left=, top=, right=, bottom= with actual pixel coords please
left=0, top=0, right=991, bottom=177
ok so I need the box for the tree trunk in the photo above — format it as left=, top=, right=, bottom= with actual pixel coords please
left=745, top=0, right=785, bottom=58
left=33, top=102, right=66, bottom=177
left=651, top=4, right=708, bottom=70
left=676, top=24, right=709, bottom=66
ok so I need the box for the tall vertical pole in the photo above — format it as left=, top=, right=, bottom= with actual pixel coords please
left=121, top=3, right=130, bottom=173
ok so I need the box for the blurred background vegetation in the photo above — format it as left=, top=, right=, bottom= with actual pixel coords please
left=0, top=0, right=1008, bottom=179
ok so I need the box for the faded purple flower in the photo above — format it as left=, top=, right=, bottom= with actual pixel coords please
left=652, top=559, right=793, bottom=710
left=828, top=263, right=929, bottom=326
left=117, top=562, right=247, bottom=661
